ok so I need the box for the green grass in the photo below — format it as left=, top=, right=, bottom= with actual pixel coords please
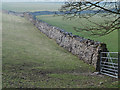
left=2, top=13, right=119, bottom=88
left=2, top=2, right=118, bottom=52
left=2, top=2, right=63, bottom=12
left=37, top=15, right=118, bottom=52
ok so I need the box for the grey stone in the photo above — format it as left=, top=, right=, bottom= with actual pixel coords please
left=23, top=13, right=108, bottom=71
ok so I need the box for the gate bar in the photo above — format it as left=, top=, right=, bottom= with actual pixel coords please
left=101, top=72, right=118, bottom=78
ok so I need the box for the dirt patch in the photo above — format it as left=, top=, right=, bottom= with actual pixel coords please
left=2, top=63, right=97, bottom=77
left=3, top=62, right=52, bottom=80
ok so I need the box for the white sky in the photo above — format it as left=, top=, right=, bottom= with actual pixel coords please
left=2, top=0, right=117, bottom=2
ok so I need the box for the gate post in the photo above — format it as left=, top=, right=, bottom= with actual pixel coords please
left=96, top=51, right=102, bottom=72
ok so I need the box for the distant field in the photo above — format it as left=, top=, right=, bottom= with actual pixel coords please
left=2, top=2, right=118, bottom=52
left=2, top=13, right=118, bottom=88
left=37, top=15, right=118, bottom=52
left=2, top=2, right=63, bottom=12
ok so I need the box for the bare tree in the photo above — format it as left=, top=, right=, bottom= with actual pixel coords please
left=58, top=0, right=120, bottom=36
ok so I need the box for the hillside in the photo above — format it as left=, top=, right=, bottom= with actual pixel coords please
left=37, top=15, right=118, bottom=52
left=2, top=13, right=118, bottom=88
left=2, top=2, right=118, bottom=52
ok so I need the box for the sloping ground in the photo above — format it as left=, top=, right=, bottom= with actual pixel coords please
left=2, top=13, right=118, bottom=88
left=37, top=15, right=118, bottom=52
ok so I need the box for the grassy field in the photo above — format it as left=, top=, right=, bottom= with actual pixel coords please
left=2, top=13, right=118, bottom=88
left=2, top=2, right=63, bottom=12
left=37, top=15, right=118, bottom=52
left=2, top=2, right=118, bottom=52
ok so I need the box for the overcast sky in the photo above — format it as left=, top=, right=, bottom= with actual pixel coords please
left=2, top=0, right=117, bottom=2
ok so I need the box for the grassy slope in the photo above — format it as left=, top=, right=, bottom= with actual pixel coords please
left=37, top=15, right=118, bottom=52
left=2, top=2, right=118, bottom=52
left=2, top=13, right=118, bottom=88
left=2, top=2, right=63, bottom=12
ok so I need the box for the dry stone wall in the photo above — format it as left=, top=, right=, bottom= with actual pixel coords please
left=24, top=12, right=108, bottom=71
left=2, top=10, right=24, bottom=17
